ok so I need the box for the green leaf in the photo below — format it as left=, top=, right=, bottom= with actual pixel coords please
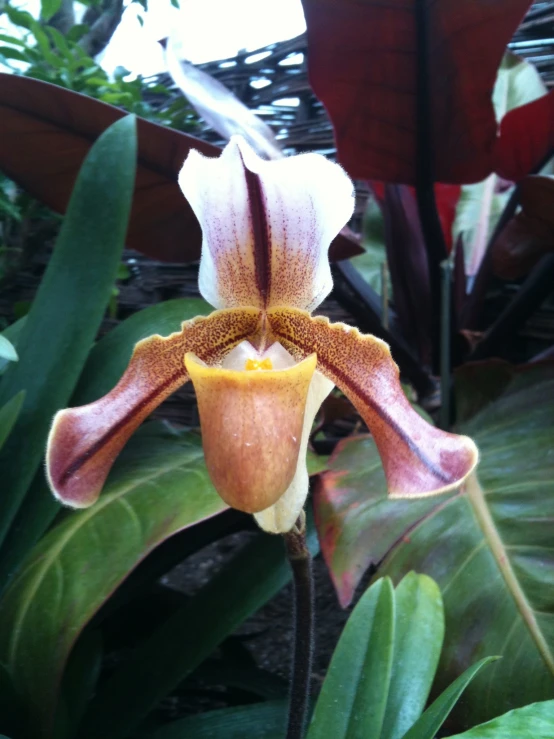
left=0, top=116, right=136, bottom=549
left=0, top=392, right=25, bottom=453
left=0, top=426, right=227, bottom=738
left=0, top=299, right=212, bottom=586
left=401, top=658, right=497, bottom=739
left=41, top=0, right=63, bottom=22
left=0, top=336, right=17, bottom=363
left=308, top=578, right=395, bottom=739
left=446, top=699, right=554, bottom=738
left=79, top=520, right=320, bottom=739
left=136, top=700, right=287, bottom=739
left=380, top=574, right=444, bottom=739
left=53, top=630, right=103, bottom=739
left=453, top=51, right=549, bottom=277
left=315, top=363, right=554, bottom=727
left=307, top=574, right=443, bottom=739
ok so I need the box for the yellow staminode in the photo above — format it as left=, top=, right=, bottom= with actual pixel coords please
left=245, top=358, right=273, bottom=371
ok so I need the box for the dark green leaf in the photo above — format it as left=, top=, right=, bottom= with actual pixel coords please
left=54, top=630, right=103, bottom=739
left=0, top=392, right=25, bottom=452
left=136, top=700, right=286, bottom=739
left=0, top=299, right=211, bottom=588
left=401, top=658, right=497, bottom=739
left=446, top=699, right=554, bottom=738
left=0, top=426, right=227, bottom=737
left=80, top=521, right=319, bottom=739
left=0, top=116, right=136, bottom=549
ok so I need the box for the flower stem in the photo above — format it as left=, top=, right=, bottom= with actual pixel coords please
left=284, top=512, right=314, bottom=739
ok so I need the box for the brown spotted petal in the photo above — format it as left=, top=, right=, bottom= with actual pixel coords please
left=185, top=352, right=317, bottom=514
left=47, top=308, right=262, bottom=508
left=178, top=136, right=354, bottom=312
left=268, top=308, right=479, bottom=498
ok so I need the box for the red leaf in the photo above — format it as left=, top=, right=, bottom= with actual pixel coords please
left=494, top=91, right=554, bottom=181
left=0, top=74, right=362, bottom=262
left=302, top=0, right=532, bottom=184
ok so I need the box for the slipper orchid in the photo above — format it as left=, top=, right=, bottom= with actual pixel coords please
left=46, top=137, right=478, bottom=534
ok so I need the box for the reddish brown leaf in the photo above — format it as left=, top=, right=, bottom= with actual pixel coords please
left=492, top=175, right=554, bottom=279
left=494, top=92, right=554, bottom=181
left=302, top=0, right=532, bottom=184
left=372, top=181, right=460, bottom=252
left=0, top=74, right=362, bottom=262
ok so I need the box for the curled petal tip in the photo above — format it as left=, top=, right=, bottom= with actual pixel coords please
left=46, top=309, right=263, bottom=509
left=46, top=408, right=105, bottom=508
left=387, top=434, right=479, bottom=499
left=268, top=308, right=480, bottom=500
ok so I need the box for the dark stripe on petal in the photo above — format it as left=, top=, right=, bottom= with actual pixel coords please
left=241, top=153, right=271, bottom=306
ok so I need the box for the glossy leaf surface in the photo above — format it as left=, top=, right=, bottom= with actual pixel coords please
left=307, top=573, right=444, bottom=739
left=302, top=0, right=535, bottom=184
left=0, top=115, right=136, bottom=549
left=315, top=363, right=554, bottom=727
left=0, top=74, right=361, bottom=262
left=447, top=699, right=554, bottom=738
left=401, top=657, right=497, bottom=739
left=0, top=426, right=228, bottom=737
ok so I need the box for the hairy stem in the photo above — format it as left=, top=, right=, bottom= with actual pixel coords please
left=284, top=513, right=314, bottom=739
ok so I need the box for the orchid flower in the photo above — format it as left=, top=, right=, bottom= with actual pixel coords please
left=46, top=137, right=478, bottom=534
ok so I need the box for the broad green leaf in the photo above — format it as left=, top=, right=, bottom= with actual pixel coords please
left=0, top=116, right=137, bottom=549
left=137, top=700, right=287, bottom=739
left=0, top=426, right=228, bottom=738
left=315, top=363, right=554, bottom=727
left=0, top=337, right=17, bottom=363
left=79, top=519, right=320, bottom=739
left=0, top=392, right=24, bottom=452
left=401, top=657, right=497, bottom=739
left=307, top=574, right=443, bottom=739
left=446, top=699, right=554, bottom=738
left=0, top=299, right=212, bottom=587
left=453, top=52, right=549, bottom=277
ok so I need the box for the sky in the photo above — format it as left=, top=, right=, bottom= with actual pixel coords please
left=100, top=0, right=307, bottom=76
left=0, top=0, right=306, bottom=76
